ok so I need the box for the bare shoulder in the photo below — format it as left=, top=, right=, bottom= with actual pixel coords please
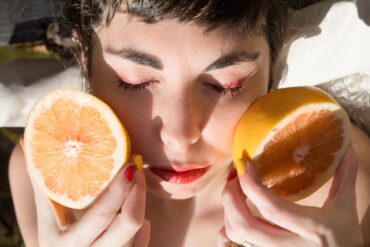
left=9, top=142, right=26, bottom=175
left=350, top=123, right=370, bottom=243
left=351, top=122, right=370, bottom=161
left=8, top=142, right=38, bottom=247
left=8, top=142, right=29, bottom=190
left=351, top=122, right=370, bottom=183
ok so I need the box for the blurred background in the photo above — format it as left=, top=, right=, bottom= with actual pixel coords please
left=1, top=0, right=74, bottom=246
left=0, top=0, right=369, bottom=246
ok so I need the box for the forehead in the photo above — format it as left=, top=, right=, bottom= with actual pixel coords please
left=95, top=13, right=266, bottom=56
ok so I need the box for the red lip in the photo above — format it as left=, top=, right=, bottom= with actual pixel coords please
left=149, top=166, right=210, bottom=184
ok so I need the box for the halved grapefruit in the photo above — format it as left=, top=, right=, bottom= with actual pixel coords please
left=233, top=86, right=351, bottom=201
left=24, top=89, right=130, bottom=210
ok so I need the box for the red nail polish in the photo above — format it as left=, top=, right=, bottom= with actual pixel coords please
left=124, top=165, right=137, bottom=182
left=227, top=168, right=237, bottom=181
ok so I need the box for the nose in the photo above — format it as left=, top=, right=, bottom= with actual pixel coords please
left=156, top=91, right=201, bottom=152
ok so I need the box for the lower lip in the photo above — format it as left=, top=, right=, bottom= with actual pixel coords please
left=149, top=167, right=209, bottom=184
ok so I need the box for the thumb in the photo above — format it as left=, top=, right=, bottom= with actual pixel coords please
left=133, top=219, right=151, bottom=247
left=324, top=145, right=358, bottom=208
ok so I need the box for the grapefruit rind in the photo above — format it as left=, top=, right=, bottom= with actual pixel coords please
left=232, top=86, right=351, bottom=201
left=24, top=89, right=130, bottom=209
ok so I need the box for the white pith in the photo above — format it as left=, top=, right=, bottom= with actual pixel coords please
left=64, top=141, right=82, bottom=158
left=293, top=145, right=311, bottom=163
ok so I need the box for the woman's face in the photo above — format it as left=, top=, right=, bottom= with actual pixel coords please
left=90, top=13, right=270, bottom=199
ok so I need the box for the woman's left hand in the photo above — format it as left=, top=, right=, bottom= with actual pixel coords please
left=218, top=146, right=363, bottom=247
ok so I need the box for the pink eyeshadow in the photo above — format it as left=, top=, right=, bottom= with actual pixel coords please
left=223, top=81, right=241, bottom=88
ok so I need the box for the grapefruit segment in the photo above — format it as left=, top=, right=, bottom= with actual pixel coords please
left=233, top=87, right=351, bottom=201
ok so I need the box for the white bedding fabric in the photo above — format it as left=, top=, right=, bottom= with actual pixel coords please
left=0, top=0, right=369, bottom=128
left=274, top=0, right=370, bottom=88
left=317, top=74, right=370, bottom=136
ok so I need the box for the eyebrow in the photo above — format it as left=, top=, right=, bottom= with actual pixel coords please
left=105, top=47, right=260, bottom=72
left=106, top=47, right=164, bottom=70
left=205, top=51, right=260, bottom=71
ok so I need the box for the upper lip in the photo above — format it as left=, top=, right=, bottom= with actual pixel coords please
left=148, top=163, right=209, bottom=172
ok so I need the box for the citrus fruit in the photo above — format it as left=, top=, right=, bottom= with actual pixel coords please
left=24, top=89, right=130, bottom=209
left=232, top=86, right=351, bottom=201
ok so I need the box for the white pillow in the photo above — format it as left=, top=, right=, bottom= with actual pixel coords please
left=274, top=0, right=370, bottom=88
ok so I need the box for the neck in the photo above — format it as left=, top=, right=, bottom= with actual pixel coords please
left=145, top=164, right=232, bottom=246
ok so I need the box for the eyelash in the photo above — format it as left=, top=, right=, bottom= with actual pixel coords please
left=206, top=84, right=243, bottom=96
left=117, top=79, right=156, bottom=91
left=117, top=79, right=243, bottom=96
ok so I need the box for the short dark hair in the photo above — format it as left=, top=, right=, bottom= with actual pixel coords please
left=64, top=0, right=289, bottom=84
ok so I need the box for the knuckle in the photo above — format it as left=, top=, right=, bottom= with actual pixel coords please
left=134, top=176, right=147, bottom=191
left=64, top=228, right=95, bottom=247
left=221, top=189, right=237, bottom=205
left=224, top=226, right=238, bottom=243
left=96, top=210, right=117, bottom=224
left=119, top=212, right=144, bottom=231
left=110, top=180, right=131, bottom=196
left=312, top=231, right=326, bottom=247
left=61, top=238, right=81, bottom=247
left=222, top=193, right=232, bottom=205
left=119, top=184, right=132, bottom=198
left=58, top=234, right=87, bottom=247
left=131, top=217, right=145, bottom=231
left=234, top=227, right=251, bottom=240
left=228, top=233, right=243, bottom=245
left=301, top=219, right=328, bottom=247
left=259, top=200, right=280, bottom=218
left=224, top=221, right=249, bottom=243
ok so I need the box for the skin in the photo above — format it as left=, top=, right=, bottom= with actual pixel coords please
left=90, top=13, right=270, bottom=201
left=8, top=12, right=370, bottom=247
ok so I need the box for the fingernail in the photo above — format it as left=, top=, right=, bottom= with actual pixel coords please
left=227, top=168, right=237, bottom=181
left=133, top=154, right=144, bottom=171
left=124, top=165, right=137, bottom=182
left=234, top=158, right=247, bottom=177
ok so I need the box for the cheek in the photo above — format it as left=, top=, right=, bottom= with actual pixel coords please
left=89, top=46, right=155, bottom=149
left=206, top=77, right=268, bottom=153
left=90, top=81, right=152, bottom=157
left=203, top=105, right=246, bottom=155
left=97, top=91, right=155, bottom=150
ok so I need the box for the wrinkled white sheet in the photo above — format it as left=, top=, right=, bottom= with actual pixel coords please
left=0, top=1, right=369, bottom=127
left=274, top=0, right=370, bottom=88
left=317, top=73, right=370, bottom=136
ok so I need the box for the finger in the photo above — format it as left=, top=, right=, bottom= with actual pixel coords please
left=133, top=219, right=151, bottom=247
left=217, top=227, right=230, bottom=247
left=92, top=168, right=147, bottom=246
left=223, top=177, right=297, bottom=246
left=224, top=214, right=245, bottom=245
left=324, top=145, right=358, bottom=208
left=30, top=177, right=60, bottom=239
left=235, top=159, right=322, bottom=244
left=67, top=164, right=136, bottom=246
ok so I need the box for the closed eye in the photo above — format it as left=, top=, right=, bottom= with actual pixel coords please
left=116, top=79, right=156, bottom=91
left=205, top=83, right=243, bottom=96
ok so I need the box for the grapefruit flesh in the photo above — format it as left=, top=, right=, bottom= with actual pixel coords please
left=233, top=87, right=351, bottom=201
left=24, top=89, right=130, bottom=209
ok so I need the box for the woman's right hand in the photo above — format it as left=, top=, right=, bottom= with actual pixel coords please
left=31, top=161, right=150, bottom=247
